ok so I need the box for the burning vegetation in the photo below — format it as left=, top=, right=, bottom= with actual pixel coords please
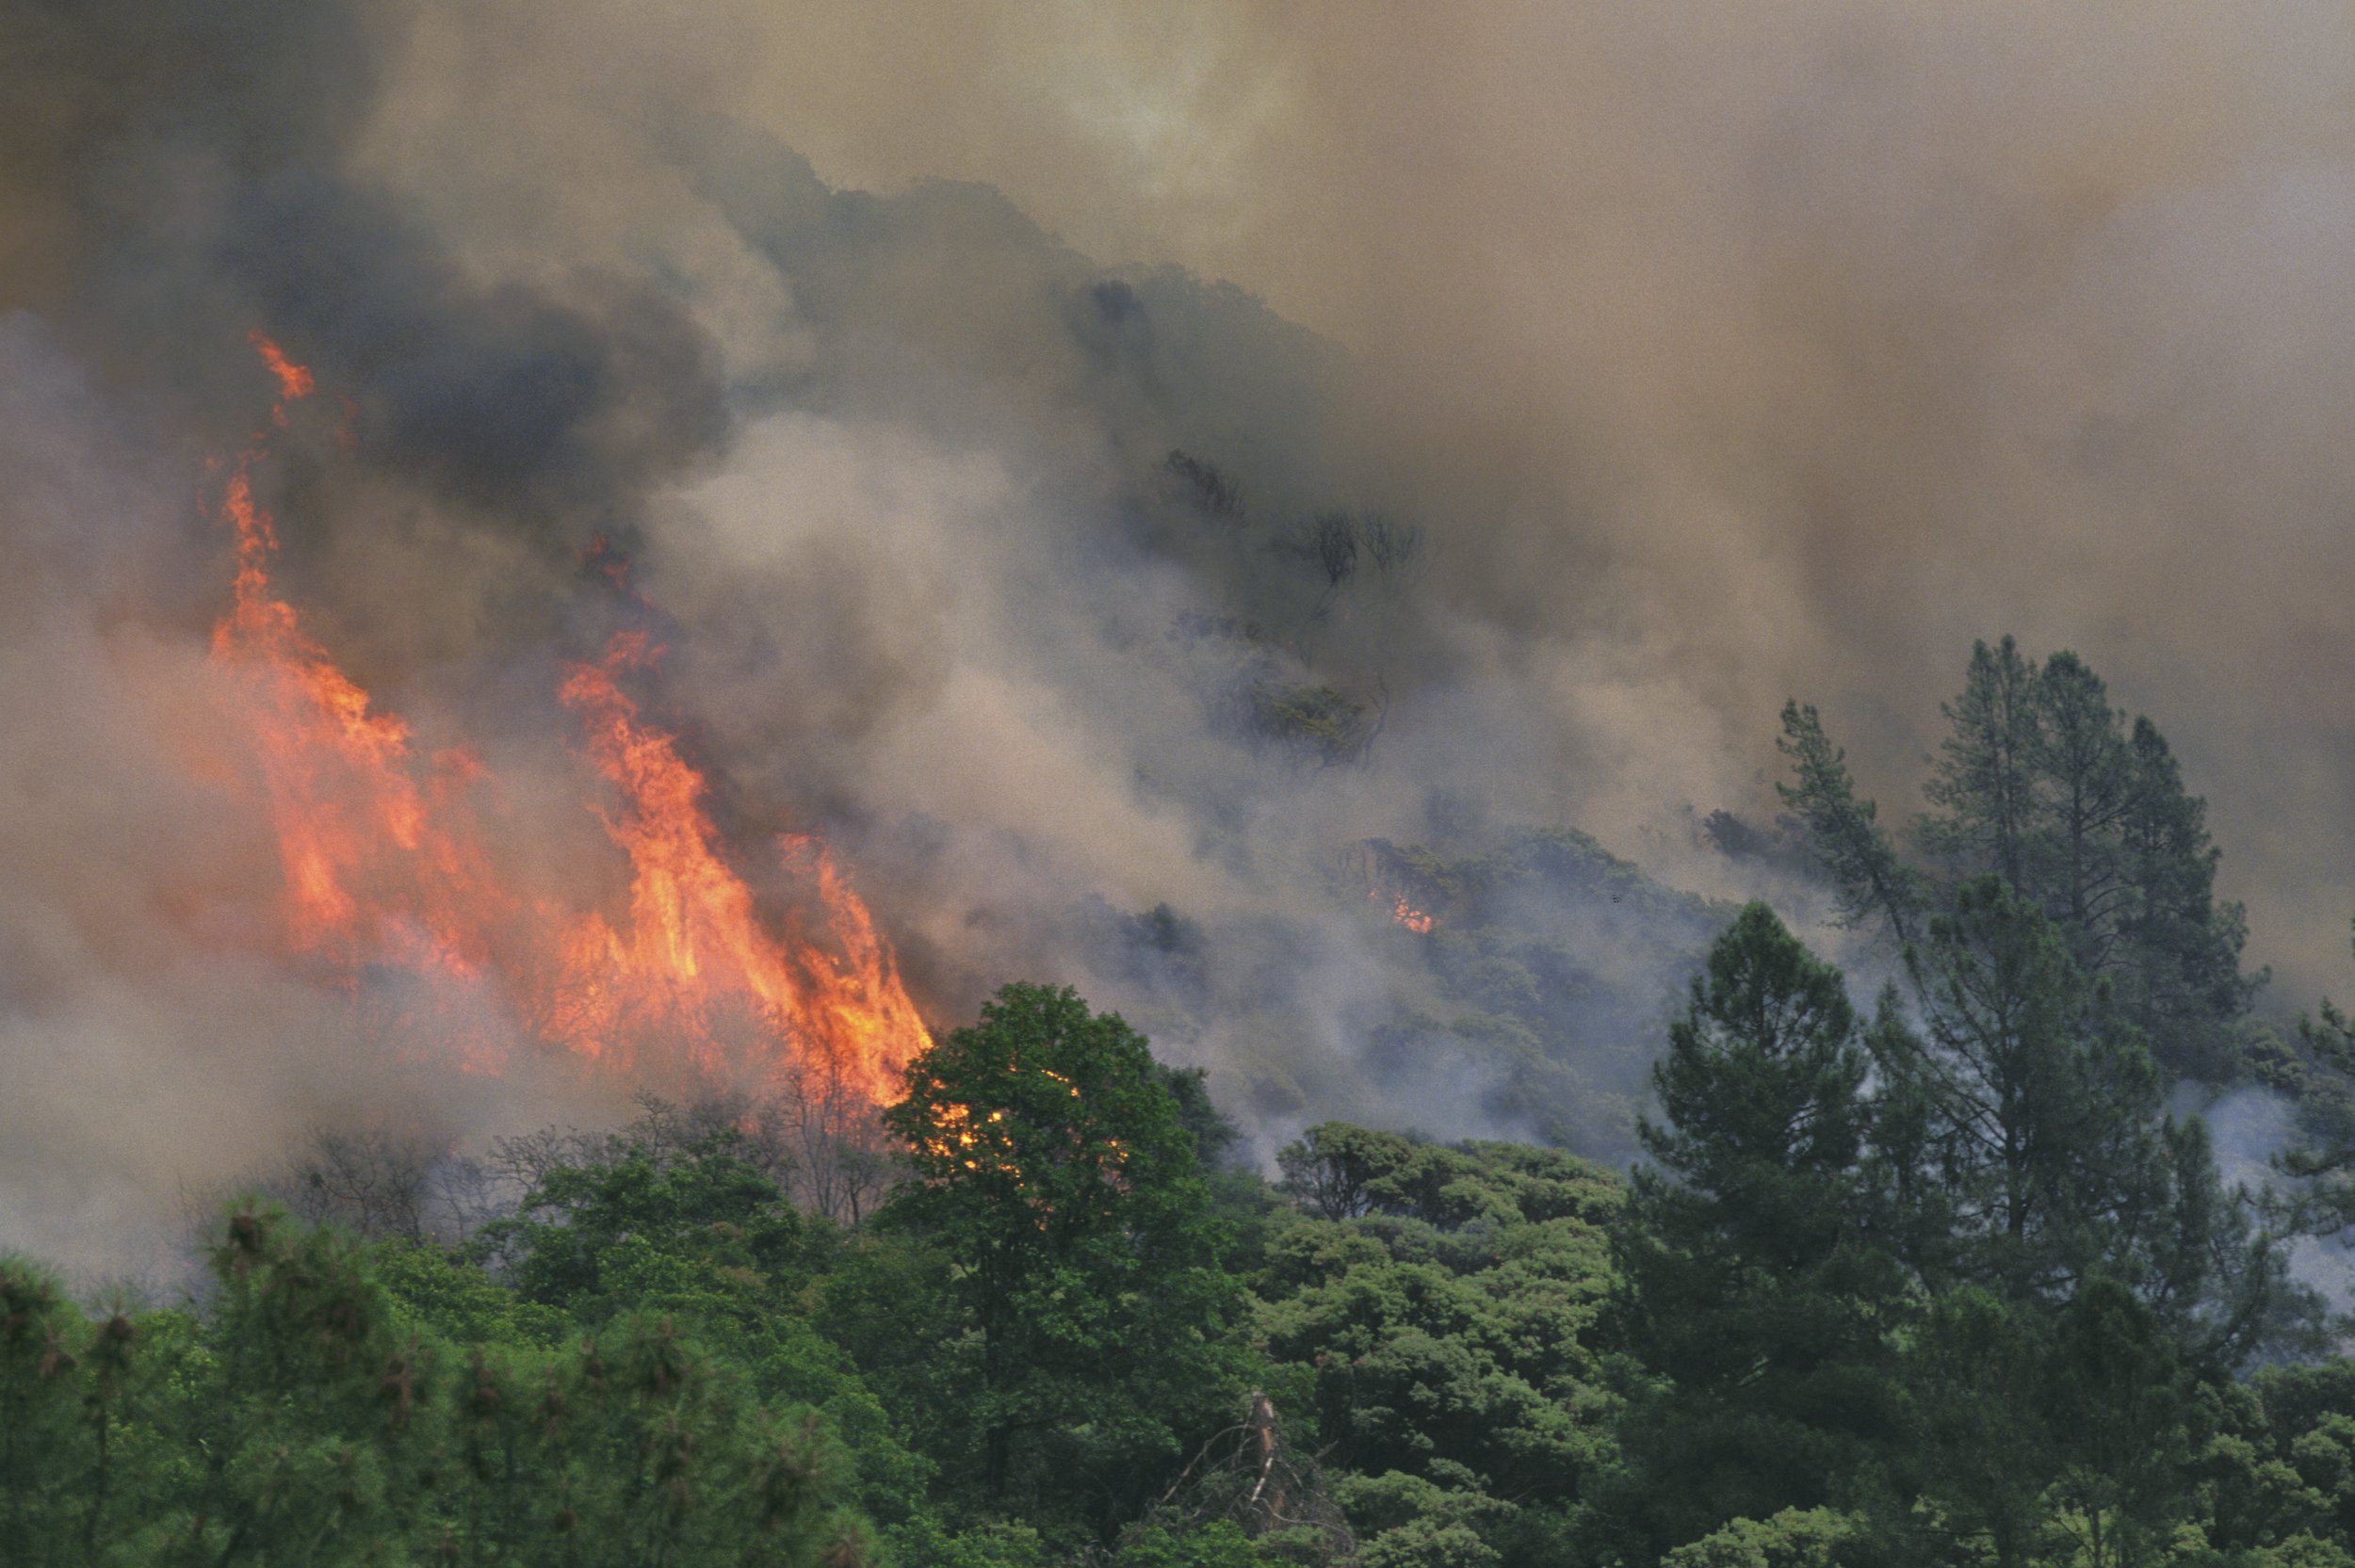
left=208, top=337, right=929, bottom=1102
left=1382, top=892, right=1437, bottom=933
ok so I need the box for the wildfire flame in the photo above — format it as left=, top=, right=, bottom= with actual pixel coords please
left=207, top=335, right=930, bottom=1100
left=248, top=329, right=315, bottom=400
left=915, top=1065, right=1129, bottom=1227
left=1371, top=887, right=1437, bottom=933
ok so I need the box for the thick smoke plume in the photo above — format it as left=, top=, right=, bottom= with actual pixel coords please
left=4, top=0, right=2351, bottom=1273
left=700, top=0, right=2355, bottom=983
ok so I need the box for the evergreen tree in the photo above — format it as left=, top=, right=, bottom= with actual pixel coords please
left=1897, top=878, right=2291, bottom=1359
left=1921, top=635, right=2045, bottom=888
left=2114, top=716, right=2262, bottom=1079
left=1776, top=701, right=1925, bottom=946
left=1614, top=903, right=1902, bottom=1548
left=1901, top=878, right=2161, bottom=1297
left=1882, top=1285, right=2058, bottom=1568
left=1784, top=637, right=2259, bottom=1080
left=2041, top=1276, right=2200, bottom=1568
left=0, top=1260, right=132, bottom=1564
left=2276, top=918, right=2355, bottom=1242
left=2029, top=650, right=2136, bottom=970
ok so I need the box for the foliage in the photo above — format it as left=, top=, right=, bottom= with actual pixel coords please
left=1658, top=1507, right=1857, bottom=1568
left=14, top=954, right=2355, bottom=1567
left=874, top=983, right=1251, bottom=1539
left=1612, top=904, right=1904, bottom=1550
left=474, top=1128, right=934, bottom=1532
left=1255, top=1131, right=1622, bottom=1567
left=1895, top=879, right=2300, bottom=1359
left=1778, top=703, right=1925, bottom=946
left=1781, top=638, right=2260, bottom=1080
left=1605, top=892, right=2313, bottom=1566
left=2277, top=920, right=2355, bottom=1247
left=0, top=1206, right=874, bottom=1567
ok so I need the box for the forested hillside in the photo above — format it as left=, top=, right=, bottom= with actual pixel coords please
left=5, top=972, right=2350, bottom=1567
left=14, top=703, right=2355, bottom=1566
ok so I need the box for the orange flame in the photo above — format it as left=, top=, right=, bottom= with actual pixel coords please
left=207, top=335, right=930, bottom=1098
left=210, top=357, right=500, bottom=994
left=248, top=330, right=315, bottom=400
left=546, top=634, right=928, bottom=1101
left=1369, top=886, right=1437, bottom=933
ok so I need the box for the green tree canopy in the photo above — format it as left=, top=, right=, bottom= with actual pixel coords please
left=1611, top=903, right=1904, bottom=1552
left=875, top=982, right=1248, bottom=1539
left=1893, top=878, right=2297, bottom=1361
left=1255, top=1128, right=1621, bottom=1568
left=1, top=1203, right=877, bottom=1568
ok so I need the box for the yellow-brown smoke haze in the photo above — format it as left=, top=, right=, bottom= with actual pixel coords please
left=8, top=0, right=2355, bottom=1272
left=661, top=0, right=2355, bottom=993
left=343, top=0, right=2355, bottom=989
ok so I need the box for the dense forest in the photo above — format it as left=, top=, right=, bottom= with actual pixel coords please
left=9, top=641, right=2355, bottom=1568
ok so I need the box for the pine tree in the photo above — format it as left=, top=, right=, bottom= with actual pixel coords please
left=1920, top=636, right=2044, bottom=887
left=2030, top=651, right=2136, bottom=972
left=1615, top=904, right=1902, bottom=1546
left=1895, top=878, right=2291, bottom=1358
left=1783, top=638, right=2259, bottom=1080
left=2114, top=717, right=2261, bottom=1079
left=1776, top=702, right=1924, bottom=946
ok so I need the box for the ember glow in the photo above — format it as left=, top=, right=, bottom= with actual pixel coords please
left=208, top=337, right=930, bottom=1100
left=915, top=1064, right=1128, bottom=1214
left=1370, top=888, right=1437, bottom=934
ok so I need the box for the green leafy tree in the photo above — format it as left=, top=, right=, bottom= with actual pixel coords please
left=479, top=1132, right=812, bottom=1324
left=1252, top=1131, right=1622, bottom=1567
left=472, top=1128, right=936, bottom=1539
left=1880, top=1285, right=2059, bottom=1568
left=2041, top=1276, right=2201, bottom=1568
left=2192, top=1359, right=2355, bottom=1560
left=3, top=1202, right=884, bottom=1566
left=1113, top=1517, right=1269, bottom=1566
left=876, top=982, right=1248, bottom=1536
left=1658, top=1506, right=1856, bottom=1568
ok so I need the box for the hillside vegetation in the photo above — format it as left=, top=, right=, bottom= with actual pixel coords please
left=12, top=639, right=2355, bottom=1566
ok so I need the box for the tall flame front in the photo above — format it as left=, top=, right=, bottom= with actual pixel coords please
left=208, top=337, right=929, bottom=1102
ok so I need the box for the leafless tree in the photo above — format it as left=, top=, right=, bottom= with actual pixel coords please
left=485, top=1123, right=604, bottom=1192
left=1359, top=512, right=1421, bottom=583
left=1164, top=448, right=1247, bottom=522
left=481, top=1076, right=899, bottom=1224
left=269, top=1127, right=448, bottom=1242
left=1090, top=1389, right=1357, bottom=1565
left=1309, top=510, right=1358, bottom=592
left=768, top=1059, right=902, bottom=1225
